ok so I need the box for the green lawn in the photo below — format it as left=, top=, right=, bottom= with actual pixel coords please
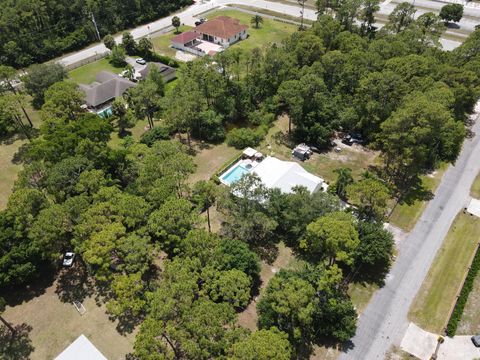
left=68, top=58, right=125, bottom=84
left=471, top=172, right=480, bottom=199
left=257, top=116, right=379, bottom=184
left=389, top=163, right=448, bottom=232
left=0, top=103, right=41, bottom=210
left=152, top=25, right=192, bottom=57
left=206, top=9, right=298, bottom=52
left=409, top=213, right=480, bottom=333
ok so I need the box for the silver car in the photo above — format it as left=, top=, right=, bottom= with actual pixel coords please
left=62, top=252, right=75, bottom=267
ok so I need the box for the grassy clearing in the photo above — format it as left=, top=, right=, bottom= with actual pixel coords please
left=68, top=58, right=125, bottom=84
left=2, top=276, right=135, bottom=360
left=257, top=116, right=379, bottom=184
left=0, top=103, right=41, bottom=210
left=409, top=213, right=480, bottom=333
left=189, top=142, right=241, bottom=183
left=348, top=282, right=379, bottom=315
left=389, top=163, right=449, bottom=232
left=108, top=119, right=150, bottom=149
left=151, top=25, right=192, bottom=57
left=471, top=172, right=480, bottom=199
left=205, top=9, right=298, bottom=52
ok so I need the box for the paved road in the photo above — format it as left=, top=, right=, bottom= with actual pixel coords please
left=57, top=0, right=317, bottom=67
left=339, top=104, right=480, bottom=360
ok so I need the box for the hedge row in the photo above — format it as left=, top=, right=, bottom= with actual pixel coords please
left=210, top=152, right=243, bottom=184
left=446, top=243, right=480, bottom=336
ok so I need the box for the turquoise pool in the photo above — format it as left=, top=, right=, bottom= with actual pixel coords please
left=97, top=106, right=113, bottom=118
left=220, top=163, right=250, bottom=185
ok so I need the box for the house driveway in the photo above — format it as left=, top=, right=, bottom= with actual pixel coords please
left=400, top=322, right=480, bottom=360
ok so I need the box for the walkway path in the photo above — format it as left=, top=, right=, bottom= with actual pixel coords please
left=339, top=102, right=480, bottom=360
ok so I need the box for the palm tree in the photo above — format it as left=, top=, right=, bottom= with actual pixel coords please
left=251, top=15, right=264, bottom=29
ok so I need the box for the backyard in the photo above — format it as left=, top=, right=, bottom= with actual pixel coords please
left=68, top=58, right=125, bottom=84
left=1, top=266, right=135, bottom=360
left=409, top=212, right=480, bottom=333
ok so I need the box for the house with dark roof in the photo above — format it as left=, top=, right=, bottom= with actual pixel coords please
left=79, top=71, right=137, bottom=110
left=138, top=62, right=177, bottom=82
left=171, top=16, right=248, bottom=57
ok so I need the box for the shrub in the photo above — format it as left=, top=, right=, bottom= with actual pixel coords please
left=140, top=125, right=172, bottom=146
left=446, top=245, right=480, bottom=336
left=226, top=126, right=267, bottom=149
left=147, top=52, right=181, bottom=68
left=109, top=45, right=127, bottom=67
left=248, top=110, right=275, bottom=126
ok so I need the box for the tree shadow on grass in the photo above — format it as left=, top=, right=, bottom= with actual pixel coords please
left=109, top=313, right=143, bottom=335
left=55, top=261, right=95, bottom=303
left=3, top=265, right=55, bottom=307
left=0, top=323, right=34, bottom=360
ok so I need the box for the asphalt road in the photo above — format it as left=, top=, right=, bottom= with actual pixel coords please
left=339, top=104, right=480, bottom=360
left=56, top=0, right=317, bottom=68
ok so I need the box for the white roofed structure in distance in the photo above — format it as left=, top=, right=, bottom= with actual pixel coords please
left=55, top=334, right=107, bottom=360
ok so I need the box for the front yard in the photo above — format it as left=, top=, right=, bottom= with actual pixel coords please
left=151, top=25, right=192, bottom=58
left=409, top=212, right=480, bottom=333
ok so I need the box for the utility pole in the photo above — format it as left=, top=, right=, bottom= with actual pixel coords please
left=298, top=0, right=306, bottom=30
left=91, top=12, right=101, bottom=41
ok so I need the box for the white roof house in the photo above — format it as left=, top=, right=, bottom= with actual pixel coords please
left=55, top=334, right=107, bottom=360
left=253, top=156, right=325, bottom=194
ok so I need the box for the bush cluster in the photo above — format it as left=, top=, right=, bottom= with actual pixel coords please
left=226, top=126, right=268, bottom=149
left=446, top=244, right=480, bottom=336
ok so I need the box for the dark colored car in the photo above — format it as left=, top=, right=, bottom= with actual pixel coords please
left=472, top=335, right=480, bottom=347
left=195, top=18, right=206, bottom=26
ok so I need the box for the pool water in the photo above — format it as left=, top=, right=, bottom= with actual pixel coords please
left=220, top=164, right=250, bottom=185
left=97, top=106, right=113, bottom=118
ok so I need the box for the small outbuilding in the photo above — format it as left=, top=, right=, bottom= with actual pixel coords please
left=466, top=198, right=480, bottom=217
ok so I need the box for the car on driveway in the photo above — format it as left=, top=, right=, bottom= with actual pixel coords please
left=136, top=58, right=146, bottom=65
left=63, top=252, right=75, bottom=267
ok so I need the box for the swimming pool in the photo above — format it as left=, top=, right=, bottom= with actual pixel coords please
left=220, top=163, right=250, bottom=185
left=97, top=106, right=113, bottom=118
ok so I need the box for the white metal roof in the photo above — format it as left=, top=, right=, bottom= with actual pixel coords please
left=252, top=156, right=324, bottom=194
left=55, top=334, right=107, bottom=360
left=467, top=198, right=480, bottom=218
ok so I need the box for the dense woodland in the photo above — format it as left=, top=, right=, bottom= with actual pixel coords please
left=0, top=0, right=193, bottom=68
left=1, top=2, right=480, bottom=359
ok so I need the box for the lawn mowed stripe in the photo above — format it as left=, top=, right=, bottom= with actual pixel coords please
left=471, top=172, right=480, bottom=199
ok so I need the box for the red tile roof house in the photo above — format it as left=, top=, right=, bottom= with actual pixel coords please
left=171, top=16, right=248, bottom=57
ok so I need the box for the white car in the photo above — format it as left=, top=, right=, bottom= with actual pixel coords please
left=63, top=252, right=75, bottom=267
left=136, top=58, right=146, bottom=65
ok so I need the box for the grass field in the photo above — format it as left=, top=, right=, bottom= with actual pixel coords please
left=409, top=213, right=480, bottom=333
left=0, top=104, right=41, bottom=210
left=68, top=58, right=125, bottom=84
left=152, top=25, right=192, bottom=57
left=471, top=172, right=480, bottom=198
left=389, top=164, right=449, bottom=232
left=2, top=274, right=135, bottom=360
left=257, top=116, right=379, bottom=184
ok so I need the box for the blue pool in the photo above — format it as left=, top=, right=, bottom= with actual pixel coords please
left=220, top=163, right=250, bottom=185
left=97, top=106, right=113, bottom=118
